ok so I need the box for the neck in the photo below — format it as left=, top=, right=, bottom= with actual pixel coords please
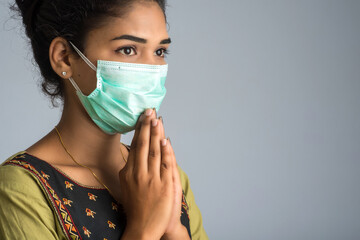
left=54, top=94, right=124, bottom=169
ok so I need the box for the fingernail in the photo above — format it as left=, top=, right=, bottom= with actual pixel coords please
left=151, top=118, right=158, bottom=127
left=145, top=108, right=153, bottom=116
left=161, top=139, right=167, bottom=146
left=158, top=116, right=163, bottom=124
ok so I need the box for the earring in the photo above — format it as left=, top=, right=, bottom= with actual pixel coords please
left=62, top=71, right=67, bottom=76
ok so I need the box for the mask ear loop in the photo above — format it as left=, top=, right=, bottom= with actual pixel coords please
left=67, top=41, right=98, bottom=94
left=68, top=41, right=97, bottom=71
left=68, top=77, right=83, bottom=94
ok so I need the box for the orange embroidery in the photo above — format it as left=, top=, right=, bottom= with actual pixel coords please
left=88, top=193, right=98, bottom=201
left=82, top=226, right=91, bottom=237
left=181, top=193, right=190, bottom=219
left=107, top=220, right=116, bottom=229
left=63, top=198, right=73, bottom=207
left=5, top=157, right=82, bottom=239
left=24, top=163, right=35, bottom=171
left=112, top=202, right=118, bottom=211
left=65, top=181, right=74, bottom=190
left=41, top=171, right=50, bottom=180
left=85, top=208, right=96, bottom=218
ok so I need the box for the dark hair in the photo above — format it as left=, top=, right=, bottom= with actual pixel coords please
left=11, top=0, right=167, bottom=106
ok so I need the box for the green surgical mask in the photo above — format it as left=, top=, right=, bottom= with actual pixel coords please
left=68, top=41, right=167, bottom=135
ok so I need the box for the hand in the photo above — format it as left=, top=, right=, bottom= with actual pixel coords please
left=145, top=114, right=189, bottom=240
left=119, top=108, right=174, bottom=240
left=161, top=144, right=190, bottom=240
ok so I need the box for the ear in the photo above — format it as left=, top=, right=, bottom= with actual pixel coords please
left=49, top=37, right=73, bottom=79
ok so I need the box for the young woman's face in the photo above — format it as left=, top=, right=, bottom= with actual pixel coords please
left=69, top=2, right=170, bottom=95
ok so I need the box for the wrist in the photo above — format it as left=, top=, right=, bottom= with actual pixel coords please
left=121, top=226, right=155, bottom=240
left=161, top=224, right=190, bottom=240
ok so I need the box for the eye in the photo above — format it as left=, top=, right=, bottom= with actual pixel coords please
left=154, top=48, right=169, bottom=58
left=116, top=46, right=136, bottom=56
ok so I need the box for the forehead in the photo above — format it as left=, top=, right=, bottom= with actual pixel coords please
left=88, top=2, right=168, bottom=43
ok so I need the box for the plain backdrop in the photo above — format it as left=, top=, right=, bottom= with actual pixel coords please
left=1, top=0, right=360, bottom=239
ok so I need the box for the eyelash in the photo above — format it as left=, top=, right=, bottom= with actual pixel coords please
left=115, top=46, right=170, bottom=58
left=156, top=48, right=170, bottom=58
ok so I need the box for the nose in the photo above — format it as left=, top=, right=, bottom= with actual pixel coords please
left=138, top=52, right=156, bottom=65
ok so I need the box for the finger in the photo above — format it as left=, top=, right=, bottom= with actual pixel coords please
left=169, top=139, right=182, bottom=200
left=131, top=108, right=157, bottom=152
left=168, top=139, right=183, bottom=218
left=127, top=108, right=156, bottom=170
left=126, top=112, right=145, bottom=171
left=148, top=118, right=162, bottom=177
left=133, top=108, right=156, bottom=174
left=158, top=116, right=165, bottom=140
left=160, top=138, right=173, bottom=183
left=153, top=107, right=158, bottom=119
left=130, top=109, right=151, bottom=148
left=168, top=138, right=180, bottom=187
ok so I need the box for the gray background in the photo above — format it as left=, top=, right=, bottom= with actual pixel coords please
left=1, top=0, right=360, bottom=239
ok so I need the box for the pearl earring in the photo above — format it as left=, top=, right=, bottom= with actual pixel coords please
left=62, top=71, right=67, bottom=76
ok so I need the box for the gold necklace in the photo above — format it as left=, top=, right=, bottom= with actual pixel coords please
left=54, top=126, right=127, bottom=198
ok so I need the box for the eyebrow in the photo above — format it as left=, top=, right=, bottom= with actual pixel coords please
left=111, top=35, right=171, bottom=44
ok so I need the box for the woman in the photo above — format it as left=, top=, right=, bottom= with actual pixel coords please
left=0, top=0, right=208, bottom=239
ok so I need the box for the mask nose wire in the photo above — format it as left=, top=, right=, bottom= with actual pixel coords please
left=68, top=41, right=97, bottom=71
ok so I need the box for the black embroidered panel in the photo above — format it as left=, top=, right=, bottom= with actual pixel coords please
left=4, top=152, right=192, bottom=240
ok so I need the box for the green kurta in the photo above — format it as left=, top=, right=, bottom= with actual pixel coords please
left=0, top=151, right=208, bottom=240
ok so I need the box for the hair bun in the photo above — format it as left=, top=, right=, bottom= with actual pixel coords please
left=15, top=0, right=37, bottom=14
left=13, top=0, right=41, bottom=37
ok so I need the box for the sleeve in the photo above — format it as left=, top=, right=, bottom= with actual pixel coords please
left=0, top=164, right=67, bottom=240
left=178, top=166, right=209, bottom=240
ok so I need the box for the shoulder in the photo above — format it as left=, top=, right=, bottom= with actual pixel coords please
left=0, top=151, right=38, bottom=185
left=0, top=152, right=66, bottom=239
left=0, top=151, right=48, bottom=203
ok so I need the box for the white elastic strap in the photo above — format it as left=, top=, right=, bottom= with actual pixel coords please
left=68, top=77, right=83, bottom=94
left=69, top=41, right=97, bottom=71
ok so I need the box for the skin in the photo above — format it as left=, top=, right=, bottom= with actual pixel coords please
left=26, top=2, right=190, bottom=240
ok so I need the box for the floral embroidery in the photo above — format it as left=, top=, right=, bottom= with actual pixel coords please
left=88, top=193, right=98, bottom=201
left=63, top=198, right=73, bottom=207
left=181, top=193, right=190, bottom=219
left=85, top=208, right=96, bottom=218
left=112, top=202, right=118, bottom=212
left=83, top=226, right=91, bottom=237
left=107, top=220, right=116, bottom=229
left=65, top=181, right=74, bottom=190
